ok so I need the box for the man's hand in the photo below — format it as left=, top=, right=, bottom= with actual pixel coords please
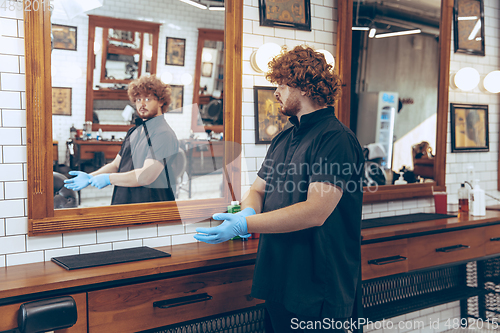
left=194, top=208, right=256, bottom=244
left=64, top=171, right=92, bottom=191
left=90, top=174, right=111, bottom=189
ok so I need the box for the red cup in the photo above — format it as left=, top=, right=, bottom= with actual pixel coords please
left=434, top=192, right=447, bottom=214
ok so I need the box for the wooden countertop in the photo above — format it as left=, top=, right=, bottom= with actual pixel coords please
left=0, top=240, right=259, bottom=302
left=3, top=211, right=500, bottom=303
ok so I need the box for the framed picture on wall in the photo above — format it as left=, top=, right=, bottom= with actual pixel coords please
left=52, top=87, right=72, bottom=116
left=254, top=86, right=290, bottom=144
left=258, top=0, right=311, bottom=31
left=165, top=37, right=186, bottom=66
left=168, top=85, right=184, bottom=113
left=201, top=62, right=213, bottom=77
left=450, top=103, right=489, bottom=152
left=51, top=24, right=77, bottom=51
left=453, top=0, right=485, bottom=56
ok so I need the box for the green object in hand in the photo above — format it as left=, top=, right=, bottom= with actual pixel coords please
left=228, top=201, right=242, bottom=240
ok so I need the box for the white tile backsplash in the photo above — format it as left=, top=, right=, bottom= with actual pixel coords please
left=27, top=234, right=63, bottom=251
left=5, top=216, right=27, bottom=235
left=63, top=231, right=97, bottom=247
left=6, top=251, right=43, bottom=266
left=0, top=234, right=25, bottom=255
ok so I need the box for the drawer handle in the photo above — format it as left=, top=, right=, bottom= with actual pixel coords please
left=491, top=237, right=500, bottom=242
left=368, top=255, right=407, bottom=265
left=153, top=293, right=213, bottom=309
left=435, top=244, right=470, bottom=252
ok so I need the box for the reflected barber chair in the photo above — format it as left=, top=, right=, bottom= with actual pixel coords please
left=53, top=172, right=78, bottom=209
left=412, top=141, right=435, bottom=180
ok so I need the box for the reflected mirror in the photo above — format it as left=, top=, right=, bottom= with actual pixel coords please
left=50, top=0, right=227, bottom=210
left=350, top=0, right=441, bottom=186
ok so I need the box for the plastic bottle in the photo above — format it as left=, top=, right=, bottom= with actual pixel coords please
left=96, top=128, right=103, bottom=141
left=458, top=183, right=469, bottom=218
left=470, top=179, right=486, bottom=216
left=394, top=172, right=407, bottom=185
left=227, top=201, right=242, bottom=240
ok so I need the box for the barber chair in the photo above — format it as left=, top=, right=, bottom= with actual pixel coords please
left=53, top=172, right=78, bottom=209
left=412, top=141, right=435, bottom=180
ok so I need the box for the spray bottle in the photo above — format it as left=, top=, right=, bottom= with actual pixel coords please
left=470, top=179, right=486, bottom=216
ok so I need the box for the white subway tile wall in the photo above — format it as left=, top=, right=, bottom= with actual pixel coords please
left=1, top=0, right=499, bottom=327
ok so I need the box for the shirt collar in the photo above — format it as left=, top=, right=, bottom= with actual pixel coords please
left=289, top=106, right=336, bottom=129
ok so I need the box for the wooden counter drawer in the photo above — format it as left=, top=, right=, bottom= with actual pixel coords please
left=361, top=239, right=408, bottom=280
left=88, top=265, right=262, bottom=333
left=484, top=224, right=500, bottom=255
left=408, top=228, right=486, bottom=270
left=0, top=293, right=87, bottom=333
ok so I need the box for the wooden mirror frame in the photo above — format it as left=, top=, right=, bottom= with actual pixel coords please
left=87, top=15, right=161, bottom=132
left=336, top=0, right=452, bottom=203
left=25, top=2, right=243, bottom=236
left=191, top=28, right=225, bottom=133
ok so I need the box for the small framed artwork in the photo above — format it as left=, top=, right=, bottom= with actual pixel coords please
left=254, top=86, right=289, bottom=144
left=51, top=24, right=77, bottom=51
left=52, top=87, right=72, bottom=116
left=165, top=37, right=186, bottom=66
left=201, top=62, right=213, bottom=77
left=259, top=0, right=311, bottom=31
left=450, top=103, right=489, bottom=152
left=168, top=85, right=184, bottom=113
left=145, top=60, right=151, bottom=73
left=453, top=0, right=485, bottom=56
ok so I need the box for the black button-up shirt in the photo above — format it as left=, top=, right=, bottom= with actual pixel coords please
left=252, top=106, right=364, bottom=318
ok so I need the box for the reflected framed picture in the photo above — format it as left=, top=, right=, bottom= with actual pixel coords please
left=51, top=24, right=77, bottom=51
left=450, top=103, right=489, bottom=152
left=52, top=87, right=72, bottom=116
left=259, top=0, right=311, bottom=31
left=165, top=37, right=186, bottom=66
left=254, top=86, right=290, bottom=144
left=453, top=0, right=485, bottom=56
left=145, top=60, right=151, bottom=73
left=168, top=85, right=184, bottom=113
left=201, top=62, right=213, bottom=77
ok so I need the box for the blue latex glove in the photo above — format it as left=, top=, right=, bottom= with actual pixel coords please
left=194, top=208, right=256, bottom=244
left=90, top=174, right=111, bottom=189
left=64, top=171, right=92, bottom=191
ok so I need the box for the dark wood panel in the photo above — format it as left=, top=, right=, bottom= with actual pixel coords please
left=88, top=265, right=262, bottom=332
left=0, top=293, right=87, bottom=333
left=408, top=228, right=486, bottom=270
left=484, top=224, right=500, bottom=256
left=361, top=239, right=408, bottom=280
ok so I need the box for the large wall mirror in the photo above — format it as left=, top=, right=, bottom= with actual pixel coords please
left=336, top=0, right=452, bottom=203
left=25, top=1, right=243, bottom=235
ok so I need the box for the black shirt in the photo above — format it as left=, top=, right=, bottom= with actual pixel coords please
left=111, top=115, right=179, bottom=205
left=252, top=106, right=364, bottom=318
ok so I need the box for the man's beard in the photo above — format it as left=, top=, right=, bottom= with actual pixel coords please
left=279, top=95, right=301, bottom=117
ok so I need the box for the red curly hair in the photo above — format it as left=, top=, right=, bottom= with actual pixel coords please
left=128, top=75, right=172, bottom=113
left=265, top=45, right=342, bottom=106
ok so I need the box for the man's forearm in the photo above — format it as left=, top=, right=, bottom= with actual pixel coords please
left=108, top=170, right=142, bottom=187
left=245, top=201, right=325, bottom=234
left=91, top=163, right=118, bottom=176
left=241, top=189, right=264, bottom=214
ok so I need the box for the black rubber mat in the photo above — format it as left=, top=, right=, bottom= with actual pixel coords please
left=51, top=246, right=171, bottom=270
left=362, top=213, right=457, bottom=229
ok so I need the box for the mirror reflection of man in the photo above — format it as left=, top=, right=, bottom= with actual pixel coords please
left=194, top=46, right=364, bottom=332
left=64, top=75, right=179, bottom=205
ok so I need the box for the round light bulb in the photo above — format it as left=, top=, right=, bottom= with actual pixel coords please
left=251, top=42, right=282, bottom=73
left=316, top=49, right=335, bottom=69
left=483, top=71, right=500, bottom=93
left=454, top=67, right=480, bottom=91
left=181, top=73, right=193, bottom=85
left=94, top=41, right=101, bottom=54
left=145, top=48, right=153, bottom=60
left=160, top=71, right=173, bottom=84
left=202, top=51, right=212, bottom=62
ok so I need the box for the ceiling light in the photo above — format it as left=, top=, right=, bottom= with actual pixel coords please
left=94, top=41, right=101, bottom=54
left=179, top=0, right=207, bottom=10
left=458, top=16, right=478, bottom=20
left=483, top=71, right=500, bottom=93
left=368, top=28, right=376, bottom=38
left=161, top=72, right=173, bottom=84
left=454, top=67, right=480, bottom=91
left=375, top=29, right=421, bottom=38
left=181, top=73, right=193, bottom=85
left=250, top=42, right=282, bottom=73
left=202, top=51, right=212, bottom=62
left=352, top=27, right=370, bottom=31
left=316, top=49, right=335, bottom=69
left=467, top=20, right=481, bottom=40
left=208, top=5, right=225, bottom=11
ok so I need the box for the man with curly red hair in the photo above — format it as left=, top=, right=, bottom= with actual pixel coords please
left=64, top=75, right=179, bottom=205
left=195, top=46, right=364, bottom=332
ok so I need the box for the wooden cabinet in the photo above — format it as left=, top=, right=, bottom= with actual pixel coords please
left=0, top=293, right=87, bottom=333
left=484, top=224, right=500, bottom=255
left=88, top=265, right=260, bottom=332
left=361, top=239, right=408, bottom=280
